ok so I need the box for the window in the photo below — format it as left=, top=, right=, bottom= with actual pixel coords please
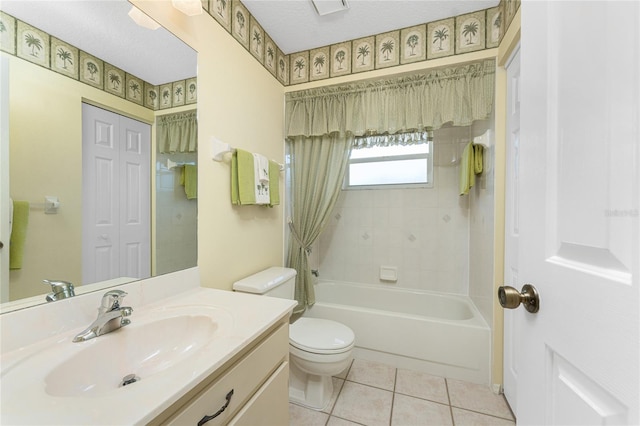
left=345, top=141, right=433, bottom=189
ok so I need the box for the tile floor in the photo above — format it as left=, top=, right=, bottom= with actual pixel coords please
left=289, top=359, right=515, bottom=426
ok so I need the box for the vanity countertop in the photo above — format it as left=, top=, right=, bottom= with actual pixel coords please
left=0, top=284, right=296, bottom=425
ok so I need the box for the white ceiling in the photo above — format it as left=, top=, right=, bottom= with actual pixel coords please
left=244, top=0, right=499, bottom=54
left=1, top=0, right=498, bottom=85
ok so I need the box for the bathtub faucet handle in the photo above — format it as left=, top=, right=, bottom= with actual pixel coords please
left=311, top=269, right=319, bottom=277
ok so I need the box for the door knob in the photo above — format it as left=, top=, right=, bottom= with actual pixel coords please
left=498, top=284, right=540, bottom=313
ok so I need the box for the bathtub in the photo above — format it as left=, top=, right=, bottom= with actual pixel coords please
left=304, top=281, right=491, bottom=384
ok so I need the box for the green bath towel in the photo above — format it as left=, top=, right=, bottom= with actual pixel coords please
left=180, top=164, right=198, bottom=200
left=268, top=160, right=280, bottom=207
left=459, top=141, right=475, bottom=195
left=10, top=201, right=29, bottom=270
left=473, top=144, right=484, bottom=174
left=231, top=149, right=256, bottom=205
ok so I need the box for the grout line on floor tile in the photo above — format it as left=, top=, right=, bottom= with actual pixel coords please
left=450, top=406, right=516, bottom=422
left=388, top=368, right=399, bottom=426
left=446, top=378, right=456, bottom=426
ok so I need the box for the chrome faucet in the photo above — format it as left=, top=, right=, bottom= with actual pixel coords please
left=72, top=290, right=133, bottom=343
left=43, top=279, right=75, bottom=302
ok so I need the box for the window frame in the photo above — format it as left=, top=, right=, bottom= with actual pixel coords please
left=344, top=140, right=434, bottom=190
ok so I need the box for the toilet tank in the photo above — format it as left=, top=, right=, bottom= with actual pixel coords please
left=232, top=267, right=297, bottom=299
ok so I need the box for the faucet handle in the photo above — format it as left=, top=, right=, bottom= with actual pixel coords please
left=43, top=280, right=75, bottom=302
left=100, top=289, right=128, bottom=312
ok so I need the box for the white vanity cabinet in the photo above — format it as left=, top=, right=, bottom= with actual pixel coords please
left=152, top=321, right=290, bottom=426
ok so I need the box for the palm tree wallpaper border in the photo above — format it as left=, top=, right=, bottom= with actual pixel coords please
left=330, top=42, right=351, bottom=78
left=352, top=36, right=375, bottom=74
left=51, top=36, right=78, bottom=80
left=104, top=63, right=126, bottom=99
left=455, top=11, right=486, bottom=55
left=250, top=16, right=265, bottom=64
left=400, top=25, right=427, bottom=65
left=16, top=21, right=49, bottom=68
left=375, top=31, right=400, bottom=69
left=310, top=46, right=330, bottom=81
left=79, top=51, right=104, bottom=90
left=1, top=11, right=197, bottom=111
left=486, top=5, right=503, bottom=49
left=427, top=18, right=455, bottom=60
left=290, top=51, right=310, bottom=84
left=0, top=11, right=16, bottom=55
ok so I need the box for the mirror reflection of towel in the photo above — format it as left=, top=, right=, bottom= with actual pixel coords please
left=180, top=165, right=197, bottom=200
left=10, top=201, right=29, bottom=270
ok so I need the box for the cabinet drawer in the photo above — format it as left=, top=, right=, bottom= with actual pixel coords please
left=165, top=324, right=288, bottom=426
left=229, top=361, right=289, bottom=426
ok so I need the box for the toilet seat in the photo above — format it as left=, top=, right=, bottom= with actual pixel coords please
left=290, top=317, right=355, bottom=355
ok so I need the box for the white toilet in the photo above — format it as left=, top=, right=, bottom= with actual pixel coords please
left=233, top=267, right=354, bottom=410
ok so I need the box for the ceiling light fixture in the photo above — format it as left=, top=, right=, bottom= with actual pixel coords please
left=311, top=0, right=350, bottom=16
left=128, top=6, right=160, bottom=30
left=172, top=0, right=204, bottom=16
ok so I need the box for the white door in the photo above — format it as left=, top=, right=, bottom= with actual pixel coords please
left=503, top=1, right=639, bottom=424
left=502, top=45, right=521, bottom=414
left=82, top=104, right=150, bottom=284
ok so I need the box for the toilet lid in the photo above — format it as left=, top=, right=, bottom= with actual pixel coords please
left=290, top=317, right=355, bottom=354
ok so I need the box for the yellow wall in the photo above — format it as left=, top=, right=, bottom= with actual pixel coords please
left=7, top=54, right=154, bottom=300
left=134, top=1, right=285, bottom=290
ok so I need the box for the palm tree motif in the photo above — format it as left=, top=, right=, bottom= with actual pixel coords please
left=313, top=54, right=325, bottom=74
left=334, top=50, right=346, bottom=70
left=175, top=86, right=183, bottom=102
left=406, top=34, right=419, bottom=56
left=380, top=39, right=395, bottom=61
left=236, top=11, right=245, bottom=36
left=216, top=0, right=227, bottom=17
left=129, top=81, right=140, bottom=97
left=86, top=62, right=98, bottom=81
left=162, top=89, right=170, bottom=104
left=188, top=83, right=196, bottom=97
left=267, top=46, right=275, bottom=67
left=0, top=21, right=6, bottom=33
left=252, top=29, right=262, bottom=53
left=357, top=44, right=370, bottom=66
left=294, top=58, right=306, bottom=78
left=462, top=21, right=479, bottom=45
left=278, top=58, right=285, bottom=77
left=494, top=12, right=502, bottom=30
left=56, top=47, right=73, bottom=69
left=108, top=72, right=121, bottom=90
left=432, top=27, right=449, bottom=51
left=24, top=33, right=43, bottom=57
left=148, top=90, right=157, bottom=104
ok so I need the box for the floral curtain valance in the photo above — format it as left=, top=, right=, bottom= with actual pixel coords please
left=157, top=110, right=198, bottom=153
left=285, top=60, right=495, bottom=139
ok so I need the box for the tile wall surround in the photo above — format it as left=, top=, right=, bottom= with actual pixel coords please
left=0, top=10, right=197, bottom=111
left=316, top=124, right=491, bottom=294
left=203, top=0, right=520, bottom=87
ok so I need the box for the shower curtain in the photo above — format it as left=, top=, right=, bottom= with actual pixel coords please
left=285, top=60, right=495, bottom=312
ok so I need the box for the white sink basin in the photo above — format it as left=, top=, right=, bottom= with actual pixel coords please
left=45, top=313, right=220, bottom=397
left=0, top=285, right=296, bottom=425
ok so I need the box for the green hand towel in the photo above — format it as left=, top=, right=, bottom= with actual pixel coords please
left=180, top=164, right=197, bottom=200
left=10, top=201, right=29, bottom=270
left=459, top=141, right=475, bottom=195
left=231, top=149, right=256, bottom=205
left=473, top=144, right=484, bottom=174
left=268, top=160, right=280, bottom=207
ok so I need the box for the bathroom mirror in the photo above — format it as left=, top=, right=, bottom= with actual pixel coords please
left=0, top=0, right=198, bottom=311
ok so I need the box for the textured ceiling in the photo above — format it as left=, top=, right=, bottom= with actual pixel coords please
left=244, top=0, right=499, bottom=54
left=1, top=0, right=498, bottom=85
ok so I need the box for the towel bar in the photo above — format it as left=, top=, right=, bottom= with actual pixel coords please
left=211, top=137, right=284, bottom=170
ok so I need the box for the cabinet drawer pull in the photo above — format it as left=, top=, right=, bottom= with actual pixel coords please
left=197, top=389, right=234, bottom=426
